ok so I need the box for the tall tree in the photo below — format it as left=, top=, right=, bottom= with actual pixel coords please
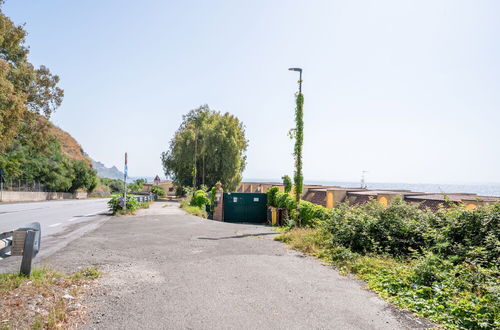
left=161, top=105, right=247, bottom=191
left=0, top=2, right=64, bottom=151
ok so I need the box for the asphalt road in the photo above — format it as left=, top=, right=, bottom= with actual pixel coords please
left=0, top=199, right=109, bottom=235
left=0, top=199, right=109, bottom=272
left=42, top=201, right=431, bottom=330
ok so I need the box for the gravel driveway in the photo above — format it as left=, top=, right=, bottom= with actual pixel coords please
left=42, top=201, right=431, bottom=329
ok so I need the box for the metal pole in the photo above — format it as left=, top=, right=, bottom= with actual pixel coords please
left=124, top=152, right=128, bottom=211
left=299, top=70, right=302, bottom=94
left=20, top=230, right=35, bottom=276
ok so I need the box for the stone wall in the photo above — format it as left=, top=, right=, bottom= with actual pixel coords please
left=0, top=191, right=87, bottom=202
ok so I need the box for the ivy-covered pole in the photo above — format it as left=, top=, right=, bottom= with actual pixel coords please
left=289, top=67, right=304, bottom=226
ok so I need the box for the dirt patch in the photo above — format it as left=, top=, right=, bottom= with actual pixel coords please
left=0, top=267, right=99, bottom=329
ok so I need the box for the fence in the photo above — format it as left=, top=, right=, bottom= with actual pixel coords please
left=0, top=222, right=41, bottom=276
left=133, top=194, right=157, bottom=203
left=0, top=178, right=48, bottom=192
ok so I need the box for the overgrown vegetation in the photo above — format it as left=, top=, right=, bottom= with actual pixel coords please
left=0, top=136, right=97, bottom=192
left=180, top=195, right=208, bottom=218
left=275, top=198, right=500, bottom=329
left=0, top=266, right=100, bottom=329
left=161, top=105, right=248, bottom=192
left=291, top=92, right=304, bottom=221
left=107, top=194, right=151, bottom=215
left=282, top=175, right=292, bottom=193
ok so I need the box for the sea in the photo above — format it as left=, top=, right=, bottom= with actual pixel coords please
left=247, top=179, right=500, bottom=197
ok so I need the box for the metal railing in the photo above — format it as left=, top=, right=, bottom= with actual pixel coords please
left=0, top=178, right=48, bottom=192
left=0, top=222, right=41, bottom=276
left=134, top=194, right=157, bottom=203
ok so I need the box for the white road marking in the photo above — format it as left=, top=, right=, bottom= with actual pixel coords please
left=49, top=223, right=62, bottom=227
left=67, top=209, right=107, bottom=222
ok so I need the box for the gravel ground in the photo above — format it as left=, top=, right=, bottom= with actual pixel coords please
left=42, top=201, right=432, bottom=330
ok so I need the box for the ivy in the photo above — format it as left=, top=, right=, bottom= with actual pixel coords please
left=293, top=92, right=304, bottom=225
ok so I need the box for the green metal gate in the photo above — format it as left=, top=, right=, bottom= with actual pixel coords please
left=223, top=193, right=267, bottom=223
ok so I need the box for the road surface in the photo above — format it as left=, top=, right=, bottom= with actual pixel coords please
left=43, top=201, right=431, bottom=329
left=0, top=199, right=109, bottom=272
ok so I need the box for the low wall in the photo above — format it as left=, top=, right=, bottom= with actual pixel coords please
left=0, top=191, right=87, bottom=202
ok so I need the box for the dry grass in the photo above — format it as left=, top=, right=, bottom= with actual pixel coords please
left=274, top=228, right=330, bottom=257
left=0, top=267, right=100, bottom=329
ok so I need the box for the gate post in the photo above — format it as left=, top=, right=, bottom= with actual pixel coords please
left=213, top=183, right=224, bottom=221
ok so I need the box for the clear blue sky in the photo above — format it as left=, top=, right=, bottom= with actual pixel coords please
left=5, top=0, right=499, bottom=184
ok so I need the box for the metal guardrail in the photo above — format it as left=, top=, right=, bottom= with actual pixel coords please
left=134, top=194, right=157, bottom=203
left=0, top=222, right=41, bottom=276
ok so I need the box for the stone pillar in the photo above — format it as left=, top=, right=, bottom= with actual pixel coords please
left=213, top=183, right=224, bottom=221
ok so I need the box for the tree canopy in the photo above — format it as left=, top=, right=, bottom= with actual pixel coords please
left=0, top=4, right=63, bottom=151
left=0, top=3, right=96, bottom=192
left=161, top=105, right=247, bottom=192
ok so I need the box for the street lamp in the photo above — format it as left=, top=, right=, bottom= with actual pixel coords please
left=288, top=67, right=303, bottom=93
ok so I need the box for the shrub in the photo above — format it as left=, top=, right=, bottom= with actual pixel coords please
left=275, top=192, right=296, bottom=210
left=107, top=194, right=139, bottom=214
left=150, top=185, right=165, bottom=197
left=267, top=186, right=280, bottom=207
left=190, top=190, right=209, bottom=208
left=326, top=198, right=435, bottom=256
left=297, top=200, right=332, bottom=227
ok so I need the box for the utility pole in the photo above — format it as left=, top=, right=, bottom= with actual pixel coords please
left=123, top=152, right=128, bottom=210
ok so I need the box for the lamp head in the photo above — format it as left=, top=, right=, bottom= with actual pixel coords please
left=288, top=67, right=302, bottom=72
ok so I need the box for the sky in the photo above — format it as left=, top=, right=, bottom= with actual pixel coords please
left=4, top=0, right=499, bottom=185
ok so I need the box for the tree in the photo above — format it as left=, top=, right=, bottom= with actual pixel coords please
left=282, top=175, right=292, bottom=193
left=0, top=3, right=63, bottom=151
left=161, top=105, right=247, bottom=191
left=128, top=178, right=147, bottom=193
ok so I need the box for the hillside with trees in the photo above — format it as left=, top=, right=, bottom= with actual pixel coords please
left=0, top=2, right=96, bottom=193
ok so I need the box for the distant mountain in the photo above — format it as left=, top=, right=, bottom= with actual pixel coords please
left=91, top=159, right=125, bottom=180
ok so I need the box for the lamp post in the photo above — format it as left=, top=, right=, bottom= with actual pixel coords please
left=288, top=67, right=302, bottom=93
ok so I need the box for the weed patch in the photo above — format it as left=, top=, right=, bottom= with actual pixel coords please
left=276, top=200, right=500, bottom=329
left=0, top=266, right=100, bottom=329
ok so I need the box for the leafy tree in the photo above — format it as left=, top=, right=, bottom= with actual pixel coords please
left=161, top=105, right=247, bottom=191
left=71, top=160, right=98, bottom=192
left=0, top=3, right=63, bottom=151
left=282, top=175, right=292, bottom=193
left=128, top=178, right=147, bottom=193
left=99, top=177, right=124, bottom=193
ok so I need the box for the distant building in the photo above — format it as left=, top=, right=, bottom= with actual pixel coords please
left=143, top=178, right=176, bottom=197
left=153, top=175, right=161, bottom=186
left=235, top=181, right=500, bottom=210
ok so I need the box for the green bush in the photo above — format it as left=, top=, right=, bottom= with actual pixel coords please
left=275, top=192, right=296, bottom=210
left=107, top=194, right=139, bottom=214
left=150, top=185, right=165, bottom=197
left=325, top=198, right=436, bottom=256
left=297, top=200, right=333, bottom=227
left=267, top=186, right=280, bottom=207
left=190, top=190, right=209, bottom=208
